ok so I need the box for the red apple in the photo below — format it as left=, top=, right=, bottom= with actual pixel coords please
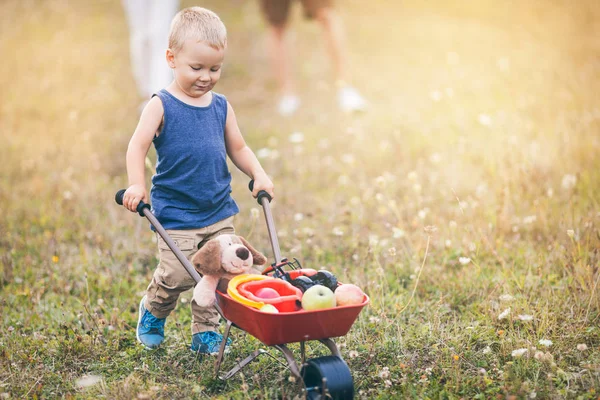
left=301, top=284, right=336, bottom=310
left=255, top=287, right=280, bottom=299
left=335, top=284, right=364, bottom=306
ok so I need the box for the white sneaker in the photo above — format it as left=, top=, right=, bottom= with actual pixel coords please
left=338, top=86, right=367, bottom=113
left=277, top=94, right=300, bottom=116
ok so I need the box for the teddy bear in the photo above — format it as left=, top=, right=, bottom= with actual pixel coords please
left=192, top=234, right=267, bottom=307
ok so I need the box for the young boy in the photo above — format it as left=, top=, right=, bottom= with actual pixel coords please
left=122, top=7, right=274, bottom=353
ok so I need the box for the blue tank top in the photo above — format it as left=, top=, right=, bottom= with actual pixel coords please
left=150, top=89, right=239, bottom=230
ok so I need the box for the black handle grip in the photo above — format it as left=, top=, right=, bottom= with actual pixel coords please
left=248, top=180, right=272, bottom=205
left=115, top=189, right=151, bottom=217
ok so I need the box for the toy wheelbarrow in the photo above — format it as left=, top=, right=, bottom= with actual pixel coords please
left=115, top=183, right=369, bottom=400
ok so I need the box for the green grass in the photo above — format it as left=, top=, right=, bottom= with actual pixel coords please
left=1, top=0, right=599, bottom=398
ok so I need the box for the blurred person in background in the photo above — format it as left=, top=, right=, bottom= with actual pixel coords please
left=259, top=0, right=367, bottom=116
left=122, top=0, right=180, bottom=109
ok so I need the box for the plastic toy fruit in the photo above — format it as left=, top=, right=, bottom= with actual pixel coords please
left=290, top=275, right=316, bottom=292
left=283, top=268, right=318, bottom=281
left=310, top=270, right=338, bottom=292
left=301, top=284, right=336, bottom=310
left=256, top=287, right=280, bottom=299
left=238, top=279, right=303, bottom=312
left=335, top=284, right=365, bottom=306
left=259, top=304, right=279, bottom=313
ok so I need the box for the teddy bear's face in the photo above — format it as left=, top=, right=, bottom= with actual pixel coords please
left=216, top=235, right=254, bottom=274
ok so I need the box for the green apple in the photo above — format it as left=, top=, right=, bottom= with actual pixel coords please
left=259, top=304, right=279, bottom=313
left=301, top=284, right=336, bottom=310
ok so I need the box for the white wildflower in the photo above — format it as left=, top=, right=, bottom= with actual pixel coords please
left=499, top=294, right=514, bottom=302
left=369, top=235, right=379, bottom=246
left=449, top=220, right=457, bottom=229
left=459, top=257, right=471, bottom=265
left=341, top=154, right=355, bottom=165
left=418, top=209, right=428, bottom=219
left=294, top=213, right=304, bottom=221
left=482, top=346, right=491, bottom=354
left=388, top=247, right=397, bottom=256
left=255, top=148, right=271, bottom=159
left=75, top=375, right=102, bottom=388
left=478, top=114, right=492, bottom=126
left=250, top=208, right=260, bottom=219
left=378, top=367, right=390, bottom=379
left=445, top=239, right=452, bottom=248
left=63, top=190, right=73, bottom=200
left=566, top=229, right=575, bottom=238
left=529, top=391, right=537, bottom=399
left=523, top=215, right=537, bottom=224
left=561, top=174, right=577, bottom=190
left=468, top=242, right=477, bottom=252
left=518, top=314, right=534, bottom=321
left=332, top=227, right=344, bottom=236
left=576, top=343, right=588, bottom=351
left=498, top=308, right=511, bottom=320
left=430, top=90, right=442, bottom=102
left=302, top=227, right=314, bottom=237
left=288, top=132, right=304, bottom=143
left=384, top=380, right=392, bottom=388
left=369, top=316, right=380, bottom=324
left=392, top=227, right=405, bottom=238
left=534, top=351, right=545, bottom=361
left=348, top=350, right=359, bottom=359
left=424, top=225, right=437, bottom=234
left=375, top=176, right=386, bottom=187
left=538, top=339, right=553, bottom=347
left=547, top=188, right=554, bottom=197
left=511, top=348, right=528, bottom=358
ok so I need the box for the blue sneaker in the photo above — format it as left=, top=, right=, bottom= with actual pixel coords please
left=136, top=296, right=166, bottom=349
left=191, top=331, right=232, bottom=355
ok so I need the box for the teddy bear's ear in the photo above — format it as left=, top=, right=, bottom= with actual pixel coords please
left=191, top=239, right=222, bottom=275
left=238, top=236, right=267, bottom=266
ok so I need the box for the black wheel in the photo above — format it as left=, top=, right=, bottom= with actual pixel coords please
left=301, top=356, right=354, bottom=400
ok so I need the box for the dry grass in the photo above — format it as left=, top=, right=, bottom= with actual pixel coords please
left=1, top=0, right=599, bottom=398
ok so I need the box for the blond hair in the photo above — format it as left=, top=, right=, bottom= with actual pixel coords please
left=168, top=7, right=227, bottom=53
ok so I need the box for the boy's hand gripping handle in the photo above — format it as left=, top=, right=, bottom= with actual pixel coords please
left=249, top=180, right=282, bottom=264
left=115, top=189, right=151, bottom=217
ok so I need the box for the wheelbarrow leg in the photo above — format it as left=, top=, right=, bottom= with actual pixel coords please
left=214, top=319, right=233, bottom=378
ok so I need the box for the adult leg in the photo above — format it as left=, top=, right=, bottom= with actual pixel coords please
left=260, top=0, right=300, bottom=115
left=308, top=1, right=367, bottom=112
left=121, top=0, right=150, bottom=98
left=147, top=0, right=179, bottom=97
left=312, top=6, right=347, bottom=85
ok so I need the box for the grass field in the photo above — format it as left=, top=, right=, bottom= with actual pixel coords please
left=1, top=0, right=599, bottom=398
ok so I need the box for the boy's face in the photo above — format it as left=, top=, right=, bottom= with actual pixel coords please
left=167, top=39, right=225, bottom=99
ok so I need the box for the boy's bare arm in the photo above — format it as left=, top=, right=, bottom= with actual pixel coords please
left=123, top=97, right=164, bottom=212
left=224, top=101, right=274, bottom=199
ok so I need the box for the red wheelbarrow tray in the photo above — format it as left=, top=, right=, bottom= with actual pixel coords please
left=216, top=289, right=370, bottom=346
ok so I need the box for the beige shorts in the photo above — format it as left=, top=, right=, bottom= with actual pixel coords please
left=260, top=0, right=334, bottom=26
left=144, top=216, right=235, bottom=334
